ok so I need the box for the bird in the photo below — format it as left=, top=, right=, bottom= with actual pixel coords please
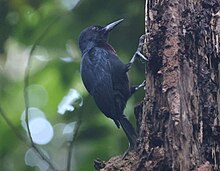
left=78, top=19, right=146, bottom=153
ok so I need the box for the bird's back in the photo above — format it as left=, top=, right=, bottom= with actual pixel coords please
left=80, top=44, right=130, bottom=126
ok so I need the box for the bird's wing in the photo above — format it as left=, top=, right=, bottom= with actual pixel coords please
left=80, top=47, right=119, bottom=125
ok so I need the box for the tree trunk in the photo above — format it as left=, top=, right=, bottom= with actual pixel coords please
left=94, top=0, right=220, bottom=170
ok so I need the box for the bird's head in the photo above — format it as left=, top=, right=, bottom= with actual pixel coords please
left=78, top=19, right=123, bottom=54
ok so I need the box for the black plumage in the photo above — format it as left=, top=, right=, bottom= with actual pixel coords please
left=79, top=19, right=137, bottom=151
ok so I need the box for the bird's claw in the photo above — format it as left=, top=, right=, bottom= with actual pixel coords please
left=126, top=34, right=148, bottom=71
left=135, top=51, right=148, bottom=62
left=137, top=34, right=146, bottom=52
left=135, top=34, right=149, bottom=62
left=135, top=80, right=146, bottom=91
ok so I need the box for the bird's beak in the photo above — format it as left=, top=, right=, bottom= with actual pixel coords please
left=104, top=19, right=124, bottom=32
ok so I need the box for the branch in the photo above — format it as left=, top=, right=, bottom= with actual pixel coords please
left=23, top=15, right=63, bottom=171
left=0, top=106, right=26, bottom=142
left=66, top=105, right=85, bottom=171
left=66, top=120, right=81, bottom=171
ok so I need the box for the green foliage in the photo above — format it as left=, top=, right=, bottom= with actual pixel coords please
left=0, top=0, right=145, bottom=170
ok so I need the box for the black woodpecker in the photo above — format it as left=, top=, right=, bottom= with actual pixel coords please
left=79, top=19, right=146, bottom=153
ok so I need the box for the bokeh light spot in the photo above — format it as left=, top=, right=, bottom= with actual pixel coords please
left=29, top=117, right=54, bottom=145
left=25, top=148, right=49, bottom=171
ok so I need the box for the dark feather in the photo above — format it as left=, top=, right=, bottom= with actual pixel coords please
left=81, top=46, right=122, bottom=127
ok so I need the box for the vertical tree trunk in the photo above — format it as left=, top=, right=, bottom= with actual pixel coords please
left=141, top=0, right=220, bottom=170
left=95, top=0, right=220, bottom=170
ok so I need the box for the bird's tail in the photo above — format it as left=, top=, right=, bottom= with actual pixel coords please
left=118, top=114, right=137, bottom=150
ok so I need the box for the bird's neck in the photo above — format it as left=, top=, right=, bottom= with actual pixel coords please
left=82, top=41, right=116, bottom=55
left=97, top=42, right=116, bottom=54
left=81, top=41, right=95, bottom=54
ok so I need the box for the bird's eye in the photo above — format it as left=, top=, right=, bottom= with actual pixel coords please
left=92, top=26, right=99, bottom=31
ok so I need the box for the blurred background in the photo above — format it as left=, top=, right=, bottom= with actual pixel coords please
left=0, top=0, right=145, bottom=170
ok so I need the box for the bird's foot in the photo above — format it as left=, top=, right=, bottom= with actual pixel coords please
left=130, top=80, right=146, bottom=95
left=135, top=80, right=146, bottom=91
left=126, top=34, right=149, bottom=71
left=135, top=34, right=149, bottom=62
left=135, top=51, right=148, bottom=62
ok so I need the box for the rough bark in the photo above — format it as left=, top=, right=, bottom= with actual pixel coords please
left=94, top=0, right=220, bottom=170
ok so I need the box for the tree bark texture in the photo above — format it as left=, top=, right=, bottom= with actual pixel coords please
left=141, top=0, right=220, bottom=170
left=94, top=0, right=220, bottom=170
